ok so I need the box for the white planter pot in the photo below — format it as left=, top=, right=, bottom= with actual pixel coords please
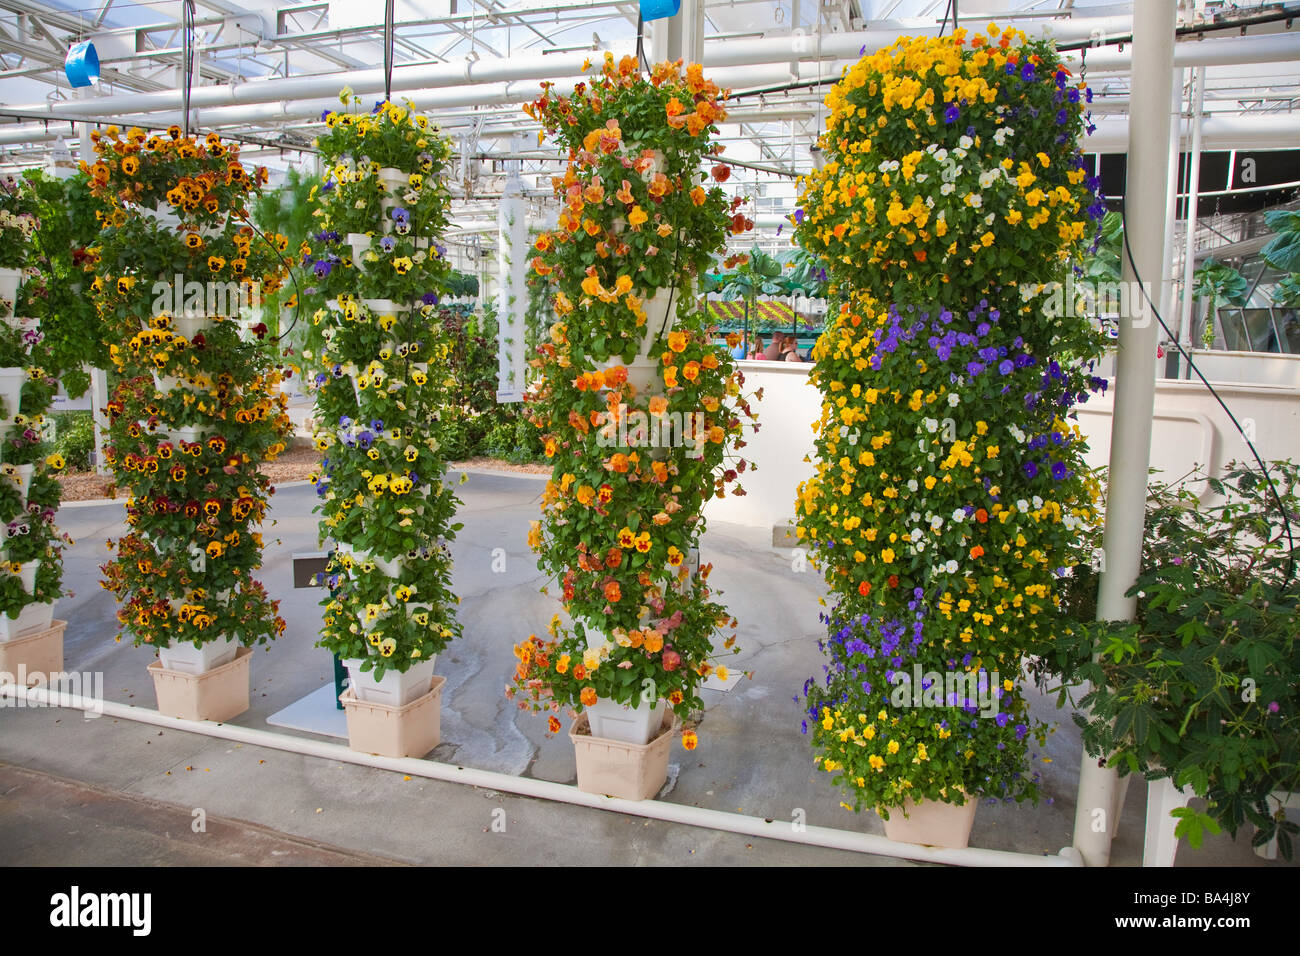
left=0, top=267, right=21, bottom=313
left=0, top=600, right=53, bottom=641
left=344, top=655, right=435, bottom=707
left=0, top=366, right=23, bottom=418
left=158, top=635, right=240, bottom=675
left=17, top=560, right=38, bottom=593
left=362, top=298, right=407, bottom=316
left=346, top=233, right=371, bottom=270
left=153, top=372, right=183, bottom=393
left=172, top=426, right=205, bottom=445
left=585, top=696, right=669, bottom=745
left=639, top=286, right=679, bottom=358
left=3, top=463, right=34, bottom=499
left=341, top=543, right=403, bottom=577
left=598, top=355, right=660, bottom=396
left=173, top=313, right=216, bottom=340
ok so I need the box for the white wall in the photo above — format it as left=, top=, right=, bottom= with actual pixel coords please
left=705, top=362, right=1300, bottom=530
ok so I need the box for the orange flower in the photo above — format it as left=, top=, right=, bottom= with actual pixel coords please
left=682, top=361, right=700, bottom=382
left=580, top=687, right=598, bottom=708
left=628, top=206, right=648, bottom=229
left=604, top=580, right=622, bottom=603
left=576, top=485, right=596, bottom=506
left=858, top=581, right=872, bottom=597
left=547, top=715, right=562, bottom=733
left=970, top=545, right=985, bottom=559
left=616, top=180, right=634, bottom=204
left=666, top=330, right=688, bottom=353
left=609, top=453, right=630, bottom=474
left=644, top=632, right=664, bottom=653
left=975, top=508, right=989, bottom=524
left=690, top=186, right=707, bottom=207
left=666, top=97, right=685, bottom=117
left=597, top=484, right=614, bottom=504
left=648, top=395, right=668, bottom=417
left=682, top=730, right=698, bottom=751
left=532, top=256, right=552, bottom=276
left=535, top=234, right=552, bottom=252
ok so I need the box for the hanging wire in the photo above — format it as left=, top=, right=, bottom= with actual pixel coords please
left=383, top=0, right=396, bottom=104
left=636, top=12, right=649, bottom=77
left=181, top=0, right=196, bottom=137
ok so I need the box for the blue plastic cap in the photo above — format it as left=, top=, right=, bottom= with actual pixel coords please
left=640, top=0, right=680, bottom=22
left=65, top=41, right=100, bottom=88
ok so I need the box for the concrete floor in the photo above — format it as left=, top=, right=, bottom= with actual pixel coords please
left=0, top=469, right=1292, bottom=866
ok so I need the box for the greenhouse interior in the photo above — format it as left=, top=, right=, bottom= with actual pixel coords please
left=0, top=0, right=1297, bottom=885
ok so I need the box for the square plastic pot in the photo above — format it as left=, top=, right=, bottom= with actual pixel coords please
left=0, top=601, right=54, bottom=641
left=148, top=646, right=251, bottom=722
left=585, top=696, right=668, bottom=744
left=880, top=794, right=978, bottom=849
left=0, top=619, right=65, bottom=684
left=158, top=635, right=239, bottom=675
left=340, top=675, right=445, bottom=758
left=570, top=709, right=678, bottom=801
left=343, top=656, right=435, bottom=707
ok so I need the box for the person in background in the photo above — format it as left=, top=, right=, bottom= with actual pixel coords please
left=782, top=334, right=805, bottom=363
left=762, top=334, right=784, bottom=361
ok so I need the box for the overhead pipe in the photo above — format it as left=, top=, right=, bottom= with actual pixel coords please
left=1062, top=30, right=1300, bottom=73
left=0, top=14, right=1139, bottom=124
left=0, top=682, right=1078, bottom=867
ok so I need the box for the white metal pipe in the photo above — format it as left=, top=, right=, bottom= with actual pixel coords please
left=1063, top=31, right=1300, bottom=74
left=1083, top=112, right=1300, bottom=152
left=0, top=681, right=1077, bottom=867
left=1177, top=65, right=1207, bottom=358
left=1073, top=0, right=1178, bottom=870
left=1158, top=70, right=1186, bottom=344
left=2, top=15, right=1137, bottom=123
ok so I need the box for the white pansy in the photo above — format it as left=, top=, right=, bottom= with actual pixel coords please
left=968, top=193, right=983, bottom=208
left=945, top=559, right=959, bottom=574
left=924, top=418, right=939, bottom=433
left=1017, top=499, right=1029, bottom=512
left=930, top=515, right=944, bottom=531
left=948, top=393, right=960, bottom=407
left=978, top=169, right=1000, bottom=189
left=1032, top=496, right=1044, bottom=509
left=940, top=182, right=956, bottom=196
left=952, top=509, right=966, bottom=522
left=910, top=528, right=924, bottom=542
left=959, top=135, right=973, bottom=149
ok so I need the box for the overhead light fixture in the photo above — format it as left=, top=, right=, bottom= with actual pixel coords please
left=810, top=144, right=825, bottom=170
left=64, top=41, right=100, bottom=88
left=640, top=0, right=680, bottom=23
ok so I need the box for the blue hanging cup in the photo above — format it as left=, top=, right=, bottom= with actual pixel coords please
left=640, top=0, right=680, bottom=22
left=65, top=41, right=100, bottom=88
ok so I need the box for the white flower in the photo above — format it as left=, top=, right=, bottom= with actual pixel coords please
left=1017, top=499, right=1029, bottom=512
left=1032, top=495, right=1044, bottom=509
left=959, top=135, right=973, bottom=149
left=940, top=182, right=956, bottom=196
left=926, top=196, right=936, bottom=208
left=916, top=542, right=926, bottom=553
left=952, top=509, right=966, bottom=522
left=948, top=393, right=960, bottom=407
left=910, top=528, right=924, bottom=542
left=930, top=515, right=944, bottom=531
left=978, top=169, right=999, bottom=189
left=968, top=193, right=983, bottom=208
left=907, top=479, right=919, bottom=493
left=915, top=173, right=928, bottom=183
left=945, top=559, right=959, bottom=574
left=924, top=418, right=939, bottom=433
left=933, top=148, right=948, bottom=162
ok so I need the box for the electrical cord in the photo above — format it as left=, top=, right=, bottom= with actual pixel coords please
left=383, top=0, right=396, bottom=105
left=181, top=0, right=195, bottom=138
left=1117, top=193, right=1296, bottom=582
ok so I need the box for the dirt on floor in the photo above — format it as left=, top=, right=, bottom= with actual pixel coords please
left=55, top=447, right=548, bottom=502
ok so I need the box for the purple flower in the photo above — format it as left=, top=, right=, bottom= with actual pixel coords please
left=944, top=104, right=960, bottom=124
left=1023, top=461, right=1039, bottom=479
left=1051, top=462, right=1068, bottom=481
left=794, top=208, right=805, bottom=224
left=422, top=292, right=440, bottom=305
left=313, top=260, right=333, bottom=277
left=1021, top=63, right=1036, bottom=82
left=1269, top=701, right=1280, bottom=713
left=391, top=207, right=410, bottom=225
left=380, top=236, right=396, bottom=252
left=998, top=360, right=1014, bottom=376
left=320, top=110, right=332, bottom=122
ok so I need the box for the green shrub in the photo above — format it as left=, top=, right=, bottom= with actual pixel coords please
left=51, top=411, right=95, bottom=471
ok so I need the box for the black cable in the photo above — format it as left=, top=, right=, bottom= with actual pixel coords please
left=181, top=0, right=195, bottom=138
left=1117, top=193, right=1296, bottom=582
left=383, top=0, right=396, bottom=104
left=231, top=207, right=303, bottom=346
left=937, top=0, right=954, bottom=38
left=636, top=12, right=649, bottom=77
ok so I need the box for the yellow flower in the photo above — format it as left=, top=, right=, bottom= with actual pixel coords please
left=887, top=739, right=900, bottom=755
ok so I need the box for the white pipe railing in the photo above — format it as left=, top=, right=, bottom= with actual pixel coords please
left=0, top=681, right=1079, bottom=867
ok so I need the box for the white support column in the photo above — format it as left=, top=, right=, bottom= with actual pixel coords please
left=496, top=172, right=528, bottom=403
left=1177, top=66, right=1207, bottom=358
left=1158, top=70, right=1185, bottom=377
left=75, top=86, right=112, bottom=478
left=1072, top=0, right=1177, bottom=868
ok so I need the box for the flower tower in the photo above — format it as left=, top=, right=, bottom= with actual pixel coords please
left=792, top=26, right=1109, bottom=842
left=300, top=95, right=462, bottom=754
left=0, top=174, right=73, bottom=664
left=87, top=126, right=294, bottom=720
left=507, top=55, right=755, bottom=789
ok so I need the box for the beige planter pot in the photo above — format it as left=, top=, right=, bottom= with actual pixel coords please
left=880, top=794, right=978, bottom=849
left=148, top=645, right=252, bottom=722
left=570, top=709, right=678, bottom=800
left=340, top=675, right=445, bottom=758
left=0, top=618, right=65, bottom=684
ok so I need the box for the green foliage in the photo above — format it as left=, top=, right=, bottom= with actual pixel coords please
left=51, top=411, right=96, bottom=471
left=1038, top=460, right=1300, bottom=860
left=1262, top=209, right=1300, bottom=274
left=1192, top=259, right=1250, bottom=349
left=1081, top=210, right=1123, bottom=283
left=18, top=171, right=106, bottom=395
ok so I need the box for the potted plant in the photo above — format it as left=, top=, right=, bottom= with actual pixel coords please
left=0, top=174, right=38, bottom=317
left=0, top=179, right=73, bottom=681
left=505, top=54, right=754, bottom=799
left=792, top=24, right=1108, bottom=847
left=86, top=125, right=293, bottom=722
left=1035, top=461, right=1300, bottom=861
left=300, top=95, right=462, bottom=757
